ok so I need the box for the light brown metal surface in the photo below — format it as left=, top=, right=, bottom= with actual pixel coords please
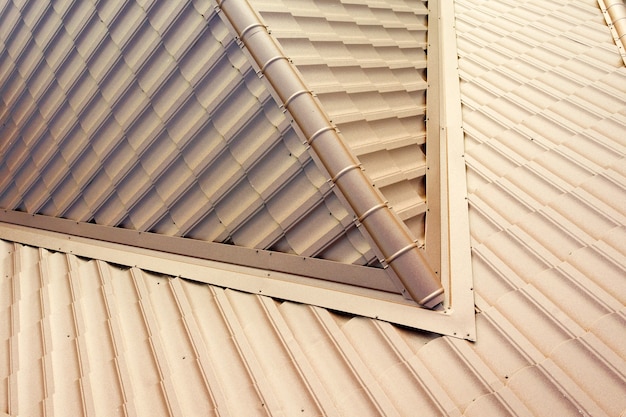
left=1, top=0, right=626, bottom=416
left=598, top=0, right=626, bottom=64
left=457, top=0, right=626, bottom=415
left=252, top=0, right=430, bottom=239
left=0, top=0, right=450, bottom=308
left=215, top=0, right=442, bottom=307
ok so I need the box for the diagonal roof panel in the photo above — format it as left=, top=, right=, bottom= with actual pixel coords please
left=253, top=0, right=430, bottom=239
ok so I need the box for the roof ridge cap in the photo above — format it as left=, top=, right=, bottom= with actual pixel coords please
left=214, top=0, right=443, bottom=307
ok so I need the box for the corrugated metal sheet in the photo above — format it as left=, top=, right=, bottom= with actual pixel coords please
left=0, top=0, right=376, bottom=265
left=1, top=0, right=626, bottom=417
left=1, top=241, right=455, bottom=417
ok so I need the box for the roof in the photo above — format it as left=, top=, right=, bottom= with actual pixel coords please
left=0, top=0, right=475, bottom=331
left=1, top=0, right=625, bottom=416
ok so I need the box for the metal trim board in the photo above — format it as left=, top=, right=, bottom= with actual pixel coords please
left=0, top=219, right=475, bottom=339
left=0, top=209, right=394, bottom=292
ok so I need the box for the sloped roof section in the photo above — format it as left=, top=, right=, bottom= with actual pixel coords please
left=0, top=241, right=456, bottom=417
left=456, top=0, right=626, bottom=415
left=0, top=0, right=473, bottom=323
left=252, top=0, right=430, bottom=240
left=1, top=1, right=626, bottom=416
left=0, top=0, right=372, bottom=264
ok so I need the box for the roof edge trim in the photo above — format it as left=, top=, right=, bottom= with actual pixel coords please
left=0, top=210, right=393, bottom=292
left=0, top=220, right=473, bottom=338
left=425, top=0, right=476, bottom=335
left=214, top=0, right=444, bottom=308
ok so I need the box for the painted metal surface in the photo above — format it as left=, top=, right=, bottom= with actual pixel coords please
left=0, top=0, right=376, bottom=266
left=598, top=0, right=626, bottom=64
left=0, top=221, right=473, bottom=342
left=214, top=0, right=442, bottom=307
left=0, top=241, right=455, bottom=417
left=252, top=0, right=431, bottom=241
left=456, top=0, right=626, bottom=415
left=0, top=0, right=454, bottom=308
left=1, top=0, right=626, bottom=416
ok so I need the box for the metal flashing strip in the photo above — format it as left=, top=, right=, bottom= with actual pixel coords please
left=598, top=0, right=626, bottom=64
left=214, top=0, right=445, bottom=308
left=0, top=209, right=392, bottom=292
left=425, top=0, right=477, bottom=330
left=0, top=220, right=474, bottom=339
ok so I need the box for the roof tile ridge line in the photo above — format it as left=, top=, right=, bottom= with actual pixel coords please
left=214, top=0, right=444, bottom=309
left=598, top=0, right=626, bottom=65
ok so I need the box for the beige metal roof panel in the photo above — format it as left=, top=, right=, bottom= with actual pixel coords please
left=252, top=0, right=431, bottom=242
left=2, top=0, right=625, bottom=416
left=457, top=0, right=626, bottom=415
left=2, top=239, right=457, bottom=417
left=0, top=0, right=464, bottom=314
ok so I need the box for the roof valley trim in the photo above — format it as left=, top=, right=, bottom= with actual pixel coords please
left=424, top=0, right=476, bottom=331
left=213, top=0, right=444, bottom=308
left=0, top=209, right=394, bottom=292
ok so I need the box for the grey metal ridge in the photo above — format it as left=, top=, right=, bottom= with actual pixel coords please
left=214, top=0, right=444, bottom=308
left=599, top=0, right=626, bottom=64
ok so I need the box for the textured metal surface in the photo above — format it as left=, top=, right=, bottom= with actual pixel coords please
left=598, top=0, right=626, bottom=64
left=2, top=0, right=626, bottom=416
left=0, top=220, right=474, bottom=341
left=0, top=242, right=452, bottom=417
left=253, top=0, right=431, bottom=242
left=216, top=0, right=443, bottom=307
left=457, top=0, right=626, bottom=416
left=0, top=0, right=375, bottom=265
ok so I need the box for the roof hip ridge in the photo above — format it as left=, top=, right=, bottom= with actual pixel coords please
left=214, top=0, right=444, bottom=308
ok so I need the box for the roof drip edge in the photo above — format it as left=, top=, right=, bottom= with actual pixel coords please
left=0, top=220, right=469, bottom=337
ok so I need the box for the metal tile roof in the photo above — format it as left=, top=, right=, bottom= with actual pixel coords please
left=456, top=0, right=626, bottom=415
left=0, top=0, right=376, bottom=265
left=252, top=0, right=430, bottom=239
left=0, top=0, right=457, bottom=311
left=1, top=0, right=626, bottom=416
left=1, top=241, right=455, bottom=417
